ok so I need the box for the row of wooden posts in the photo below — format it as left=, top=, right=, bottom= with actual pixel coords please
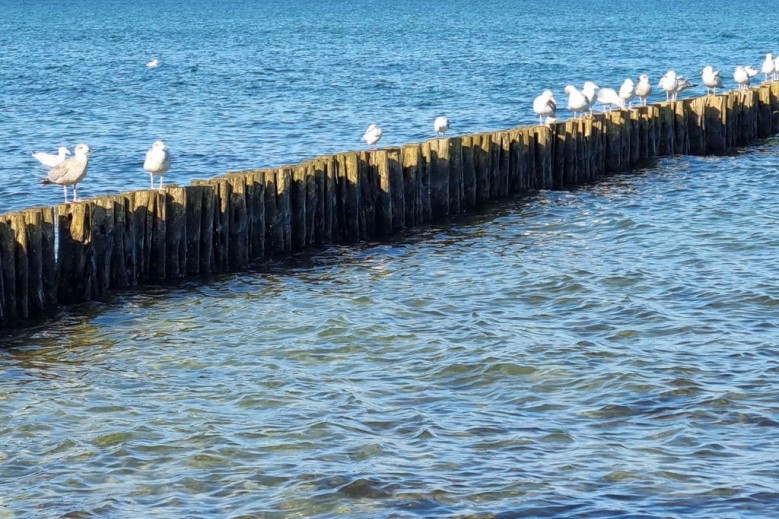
left=2, top=83, right=779, bottom=327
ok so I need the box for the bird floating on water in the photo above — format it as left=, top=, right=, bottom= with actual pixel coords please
left=32, top=146, right=70, bottom=168
left=532, top=90, right=556, bottom=124
left=635, top=74, right=652, bottom=106
left=146, top=58, right=159, bottom=68
left=701, top=66, right=722, bottom=95
left=361, top=123, right=382, bottom=147
left=564, top=85, right=590, bottom=119
left=41, top=143, right=90, bottom=203
left=433, top=116, right=450, bottom=136
left=143, top=140, right=171, bottom=190
left=761, top=53, right=775, bottom=82
left=618, top=79, right=635, bottom=108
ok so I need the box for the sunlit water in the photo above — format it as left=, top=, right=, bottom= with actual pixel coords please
left=2, top=143, right=779, bottom=517
left=2, top=0, right=779, bottom=517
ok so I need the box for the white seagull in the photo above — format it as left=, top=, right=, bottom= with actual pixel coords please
left=658, top=71, right=679, bottom=101
left=146, top=59, right=159, bottom=68
left=774, top=56, right=779, bottom=81
left=635, top=74, right=652, bottom=106
left=734, top=66, right=750, bottom=90
left=41, top=143, right=90, bottom=203
left=532, top=90, right=557, bottom=124
left=596, top=87, right=625, bottom=111
left=701, top=66, right=722, bottom=95
left=745, top=66, right=759, bottom=84
left=433, top=116, right=450, bottom=136
left=143, top=140, right=171, bottom=190
left=672, top=76, right=696, bottom=99
left=361, top=123, right=382, bottom=147
left=581, top=81, right=599, bottom=115
left=618, top=78, right=635, bottom=108
left=761, top=53, right=775, bottom=82
left=32, top=146, right=70, bottom=168
left=564, top=85, right=590, bottom=119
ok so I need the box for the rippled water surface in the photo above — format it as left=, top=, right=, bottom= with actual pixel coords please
left=3, top=0, right=779, bottom=517
left=3, top=143, right=779, bottom=517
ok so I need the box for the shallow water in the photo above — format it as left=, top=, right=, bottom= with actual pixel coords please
left=3, top=0, right=779, bottom=516
left=2, top=141, right=779, bottom=517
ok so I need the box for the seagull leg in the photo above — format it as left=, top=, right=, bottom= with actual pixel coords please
left=73, top=185, right=78, bottom=202
left=150, top=173, right=154, bottom=190
left=63, top=185, right=68, bottom=203
left=159, top=176, right=164, bottom=190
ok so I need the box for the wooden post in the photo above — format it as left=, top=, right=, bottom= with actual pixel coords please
left=507, top=129, right=523, bottom=194
left=429, top=138, right=451, bottom=218
left=56, top=201, right=95, bottom=304
left=687, top=96, right=707, bottom=155
left=291, top=164, right=308, bottom=249
left=22, top=208, right=48, bottom=317
left=0, top=217, right=14, bottom=322
left=263, top=170, right=280, bottom=251
left=769, top=82, right=779, bottom=132
left=387, top=148, right=405, bottom=232
left=417, top=142, right=433, bottom=221
left=449, top=136, right=464, bottom=214
left=473, top=134, right=491, bottom=202
left=245, top=170, right=266, bottom=259
left=358, top=152, right=375, bottom=239
left=224, top=174, right=247, bottom=269
left=276, top=167, right=293, bottom=252
left=757, top=84, right=773, bottom=138
left=9, top=214, right=29, bottom=320
left=304, top=162, right=317, bottom=245
left=211, top=178, right=230, bottom=272
left=656, top=102, right=675, bottom=156
left=401, top=144, right=423, bottom=227
left=373, top=150, right=392, bottom=236
left=164, top=186, right=187, bottom=278
left=553, top=122, right=567, bottom=188
left=673, top=99, right=690, bottom=155
left=91, top=196, right=115, bottom=299
left=460, top=135, right=477, bottom=208
left=489, top=132, right=502, bottom=198
left=534, top=126, right=553, bottom=188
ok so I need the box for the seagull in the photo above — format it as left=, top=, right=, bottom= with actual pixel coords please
left=361, top=123, right=382, bottom=147
left=32, top=146, right=70, bottom=168
left=581, top=81, right=599, bottom=115
left=146, top=58, right=159, bottom=68
left=761, top=53, right=775, bottom=82
left=659, top=71, right=679, bottom=101
left=672, top=76, right=696, bottom=99
left=701, top=66, right=722, bottom=95
left=564, top=85, right=590, bottom=119
left=41, top=143, right=90, bottom=203
left=143, top=140, right=171, bottom=190
left=774, top=56, right=779, bottom=81
left=734, top=66, right=750, bottom=90
left=635, top=74, right=652, bottom=106
left=745, top=66, right=759, bottom=84
left=433, top=115, right=450, bottom=136
left=532, top=90, right=556, bottom=124
left=596, top=87, right=625, bottom=111
left=618, top=79, right=635, bottom=108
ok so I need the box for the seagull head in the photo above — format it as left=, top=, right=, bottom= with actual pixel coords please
left=57, top=146, right=71, bottom=156
left=74, top=143, right=91, bottom=155
left=152, top=140, right=167, bottom=151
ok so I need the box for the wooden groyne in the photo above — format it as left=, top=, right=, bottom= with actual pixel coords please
left=2, top=84, right=779, bottom=328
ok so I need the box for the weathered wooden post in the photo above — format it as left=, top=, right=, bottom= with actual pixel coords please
left=291, top=164, right=309, bottom=249
left=56, top=201, right=95, bottom=304
left=90, top=196, right=115, bottom=299
left=164, top=186, right=187, bottom=278
left=449, top=136, right=464, bottom=214
left=401, top=144, right=423, bottom=227
left=387, top=148, right=405, bottom=232
left=534, top=125, right=553, bottom=188
left=473, top=134, right=491, bottom=203
left=373, top=150, right=392, bottom=236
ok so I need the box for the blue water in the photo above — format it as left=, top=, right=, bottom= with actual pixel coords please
left=0, top=0, right=775, bottom=213
left=2, top=1, right=779, bottom=517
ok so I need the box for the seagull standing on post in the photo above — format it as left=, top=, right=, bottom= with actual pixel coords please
left=701, top=66, right=722, bottom=95
left=361, top=124, right=382, bottom=148
left=635, top=74, right=652, bottom=106
left=433, top=116, right=450, bottom=136
left=618, top=79, right=635, bottom=108
left=32, top=146, right=70, bottom=168
left=532, top=90, right=556, bottom=124
left=143, top=140, right=171, bottom=190
left=41, top=143, right=90, bottom=203
left=761, top=53, right=775, bottom=82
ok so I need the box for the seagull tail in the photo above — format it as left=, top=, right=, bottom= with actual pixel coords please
left=40, top=178, right=52, bottom=185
